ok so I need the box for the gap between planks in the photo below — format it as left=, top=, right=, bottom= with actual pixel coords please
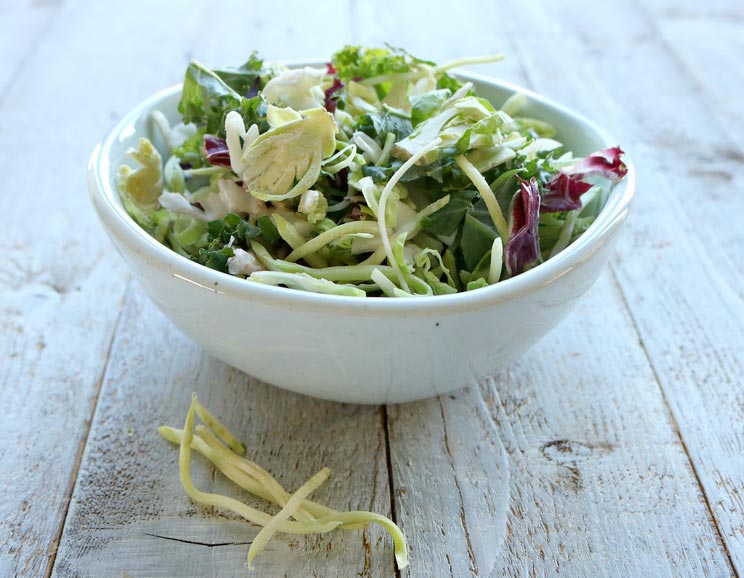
left=608, top=264, right=741, bottom=578
left=43, top=277, right=131, bottom=578
left=437, top=398, right=478, bottom=576
left=382, top=405, right=403, bottom=578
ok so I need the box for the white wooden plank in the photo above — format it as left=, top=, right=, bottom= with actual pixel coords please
left=389, top=273, right=734, bottom=578
left=186, top=0, right=353, bottom=63
left=643, top=1, right=744, bottom=170
left=0, top=1, right=209, bottom=576
left=493, top=0, right=744, bottom=572
left=49, top=287, right=393, bottom=578
left=0, top=0, right=60, bottom=97
left=642, top=6, right=744, bottom=160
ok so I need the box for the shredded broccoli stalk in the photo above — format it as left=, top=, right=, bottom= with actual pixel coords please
left=176, top=395, right=333, bottom=534
left=377, top=132, right=396, bottom=167
left=161, top=395, right=408, bottom=568
left=377, top=138, right=442, bottom=291
left=455, top=155, right=509, bottom=244
left=249, top=271, right=367, bottom=297
left=273, top=214, right=328, bottom=268
left=372, top=268, right=412, bottom=297
left=246, top=467, right=335, bottom=568
left=269, top=260, right=404, bottom=283
left=488, top=238, right=504, bottom=284
left=324, top=511, right=409, bottom=569
left=286, top=221, right=380, bottom=263
left=322, top=143, right=358, bottom=173
left=434, top=53, right=505, bottom=73
left=193, top=400, right=246, bottom=455
left=196, top=425, right=319, bottom=525
left=161, top=426, right=344, bottom=522
left=548, top=211, right=579, bottom=258
left=362, top=194, right=450, bottom=267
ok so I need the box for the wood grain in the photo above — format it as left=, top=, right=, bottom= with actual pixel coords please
left=0, top=0, right=60, bottom=98
left=640, top=0, right=744, bottom=152
left=49, top=287, right=393, bottom=578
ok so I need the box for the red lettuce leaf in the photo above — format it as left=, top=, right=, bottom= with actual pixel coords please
left=324, top=77, right=344, bottom=113
left=541, top=147, right=627, bottom=213
left=246, top=76, right=261, bottom=98
left=505, top=177, right=542, bottom=277
left=204, top=134, right=231, bottom=168
left=570, top=146, right=627, bottom=181
left=541, top=172, right=593, bottom=213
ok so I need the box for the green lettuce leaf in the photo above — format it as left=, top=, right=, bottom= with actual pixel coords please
left=410, top=89, right=450, bottom=127
left=117, top=137, right=163, bottom=228
left=355, top=111, right=413, bottom=144
left=331, top=45, right=411, bottom=82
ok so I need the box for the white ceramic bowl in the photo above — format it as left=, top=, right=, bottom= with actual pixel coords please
left=88, top=66, right=635, bottom=404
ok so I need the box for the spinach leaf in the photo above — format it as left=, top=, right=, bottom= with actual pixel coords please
left=179, top=60, right=268, bottom=136
left=421, top=190, right=477, bottom=236
left=459, top=212, right=497, bottom=271
left=257, top=215, right=281, bottom=245
left=209, top=53, right=264, bottom=96
left=356, top=111, right=413, bottom=143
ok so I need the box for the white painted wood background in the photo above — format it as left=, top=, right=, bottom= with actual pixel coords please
left=1, top=0, right=742, bottom=576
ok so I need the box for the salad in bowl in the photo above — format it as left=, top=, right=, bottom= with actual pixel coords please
left=91, top=45, right=634, bottom=402
left=117, top=45, right=628, bottom=298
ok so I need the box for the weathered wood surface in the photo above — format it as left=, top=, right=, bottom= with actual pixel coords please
left=1, top=0, right=743, bottom=576
left=0, top=0, right=60, bottom=97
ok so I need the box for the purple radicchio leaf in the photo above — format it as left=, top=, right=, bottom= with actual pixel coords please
left=541, top=146, right=628, bottom=213
left=324, top=77, right=344, bottom=113
left=505, top=177, right=542, bottom=277
left=569, top=146, right=627, bottom=182
left=246, top=76, right=262, bottom=98
left=203, top=134, right=231, bottom=168
left=541, top=172, right=593, bottom=213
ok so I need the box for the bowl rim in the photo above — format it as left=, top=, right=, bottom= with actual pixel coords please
left=89, top=65, right=636, bottom=315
